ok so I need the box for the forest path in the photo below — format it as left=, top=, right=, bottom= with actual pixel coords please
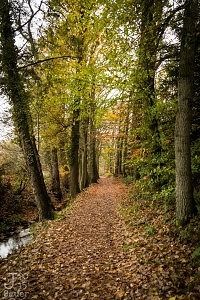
left=1, top=178, right=198, bottom=299
left=0, top=178, right=137, bottom=300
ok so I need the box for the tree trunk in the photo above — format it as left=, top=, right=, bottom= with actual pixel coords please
left=138, top=0, right=163, bottom=154
left=115, top=136, right=123, bottom=176
left=89, top=122, right=99, bottom=183
left=122, top=102, right=130, bottom=177
left=70, top=106, right=81, bottom=197
left=92, top=137, right=100, bottom=183
left=175, top=0, right=198, bottom=225
left=0, top=0, right=54, bottom=220
left=51, top=147, right=62, bottom=201
left=69, top=12, right=86, bottom=197
left=88, top=98, right=100, bottom=184
left=88, top=81, right=99, bottom=183
left=59, top=139, right=70, bottom=193
left=115, top=116, right=124, bottom=177
left=79, top=119, right=89, bottom=190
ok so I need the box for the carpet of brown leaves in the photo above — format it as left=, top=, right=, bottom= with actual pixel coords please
left=0, top=178, right=199, bottom=299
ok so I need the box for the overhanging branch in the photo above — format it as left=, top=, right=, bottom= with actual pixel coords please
left=18, top=55, right=77, bottom=69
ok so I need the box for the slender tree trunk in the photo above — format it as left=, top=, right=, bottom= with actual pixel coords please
left=88, top=82, right=99, bottom=183
left=115, top=118, right=123, bottom=176
left=175, top=0, right=198, bottom=225
left=80, top=119, right=89, bottom=190
left=36, top=111, right=40, bottom=152
left=69, top=9, right=86, bottom=197
left=138, top=0, right=163, bottom=154
left=70, top=106, right=81, bottom=197
left=59, top=139, right=70, bottom=193
left=115, top=138, right=123, bottom=176
left=122, top=102, right=130, bottom=177
left=89, top=121, right=99, bottom=183
left=89, top=116, right=100, bottom=183
left=0, top=0, right=54, bottom=220
left=96, top=139, right=101, bottom=177
left=51, top=147, right=62, bottom=201
left=92, top=137, right=100, bottom=182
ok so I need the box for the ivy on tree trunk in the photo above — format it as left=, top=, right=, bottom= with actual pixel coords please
left=0, top=0, right=54, bottom=220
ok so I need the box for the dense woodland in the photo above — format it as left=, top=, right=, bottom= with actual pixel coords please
left=0, top=0, right=199, bottom=225
left=0, top=0, right=200, bottom=298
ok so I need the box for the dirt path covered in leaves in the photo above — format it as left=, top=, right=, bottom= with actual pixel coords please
left=0, top=178, right=199, bottom=299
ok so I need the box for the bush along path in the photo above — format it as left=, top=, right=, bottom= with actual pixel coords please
left=0, top=178, right=199, bottom=300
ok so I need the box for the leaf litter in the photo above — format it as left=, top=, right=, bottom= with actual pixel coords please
left=0, top=178, right=199, bottom=299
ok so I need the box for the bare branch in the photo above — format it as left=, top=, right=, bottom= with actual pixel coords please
left=14, top=0, right=43, bottom=32
left=18, top=55, right=77, bottom=69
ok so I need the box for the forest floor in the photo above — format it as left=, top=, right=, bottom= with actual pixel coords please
left=0, top=178, right=200, bottom=300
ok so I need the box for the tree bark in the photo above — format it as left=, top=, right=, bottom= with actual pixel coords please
left=69, top=5, right=86, bottom=197
left=175, top=0, right=198, bottom=225
left=89, top=120, right=99, bottom=183
left=138, top=0, right=163, bottom=154
left=0, top=0, right=54, bottom=220
left=115, top=127, right=123, bottom=177
left=122, top=102, right=130, bottom=177
left=79, top=119, right=89, bottom=190
left=70, top=106, right=81, bottom=197
left=88, top=91, right=99, bottom=183
left=59, top=139, right=70, bottom=193
left=51, top=147, right=62, bottom=201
